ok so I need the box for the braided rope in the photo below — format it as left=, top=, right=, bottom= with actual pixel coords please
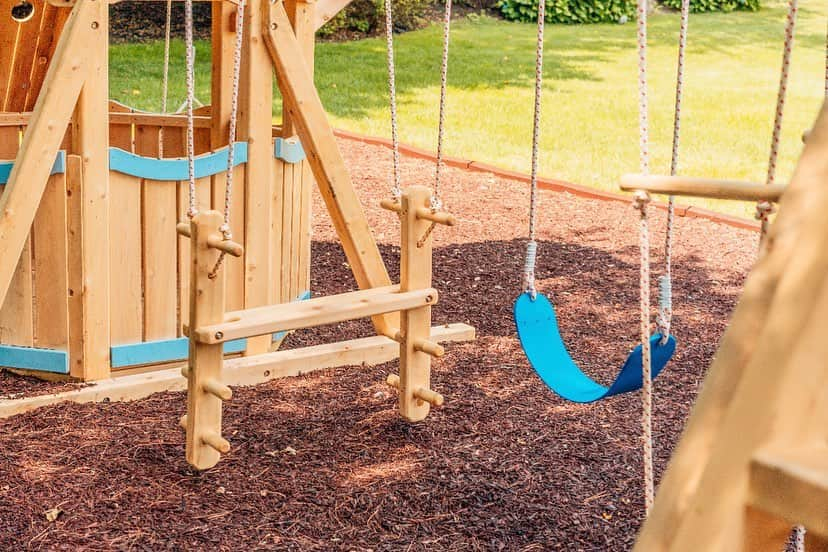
left=184, top=0, right=197, bottom=219
left=384, top=0, right=402, bottom=201
left=432, top=0, right=452, bottom=212
left=522, top=0, right=545, bottom=297
left=159, top=0, right=173, bottom=158
left=658, top=0, right=689, bottom=343
left=757, top=0, right=798, bottom=241
left=635, top=0, right=654, bottom=515
left=209, top=0, right=246, bottom=279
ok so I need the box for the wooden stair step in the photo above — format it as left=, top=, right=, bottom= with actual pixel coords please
left=749, top=446, right=828, bottom=538
left=192, top=285, right=437, bottom=344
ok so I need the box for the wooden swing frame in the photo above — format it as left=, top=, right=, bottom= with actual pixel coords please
left=0, top=0, right=475, bottom=450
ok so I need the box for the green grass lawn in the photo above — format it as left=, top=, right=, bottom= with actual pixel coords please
left=110, top=2, right=827, bottom=218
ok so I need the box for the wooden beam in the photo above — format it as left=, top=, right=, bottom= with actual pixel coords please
left=0, top=323, right=476, bottom=419
left=263, top=0, right=399, bottom=338
left=749, top=447, right=828, bottom=539
left=620, top=174, right=787, bottom=203
left=0, top=0, right=96, bottom=320
left=313, top=0, right=354, bottom=31
left=192, top=285, right=437, bottom=343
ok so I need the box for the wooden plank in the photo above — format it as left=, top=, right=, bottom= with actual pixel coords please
left=270, top=155, right=284, bottom=305
left=177, top=175, right=212, bottom=331
left=5, top=0, right=46, bottom=111
left=66, top=0, right=110, bottom=380
left=0, top=0, right=97, bottom=325
left=210, top=164, right=246, bottom=311
left=191, top=285, right=437, bottom=344
left=263, top=0, right=398, bottom=338
left=313, top=0, right=353, bottom=32
left=185, top=210, right=229, bottom=470
left=297, top=160, right=312, bottom=297
left=620, top=174, right=786, bottom=203
left=32, top=172, right=69, bottom=348
left=65, top=154, right=84, bottom=377
left=237, top=0, right=274, bottom=356
left=749, top=447, right=828, bottom=539
left=0, top=323, right=475, bottom=418
left=25, top=2, right=71, bottom=111
left=280, top=161, right=294, bottom=302
left=0, top=0, right=20, bottom=109
left=108, top=102, right=142, bottom=346
left=282, top=0, right=315, bottom=137
left=136, top=125, right=178, bottom=341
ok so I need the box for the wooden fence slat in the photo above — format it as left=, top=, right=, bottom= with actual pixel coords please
left=136, top=125, right=178, bottom=341
left=25, top=2, right=70, bottom=111
left=32, top=173, right=68, bottom=348
left=270, top=156, right=284, bottom=305
left=6, top=0, right=46, bottom=112
left=280, top=162, right=294, bottom=303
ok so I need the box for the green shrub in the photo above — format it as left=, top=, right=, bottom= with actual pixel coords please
left=317, top=0, right=431, bottom=38
left=497, top=0, right=636, bottom=24
left=660, top=0, right=759, bottom=12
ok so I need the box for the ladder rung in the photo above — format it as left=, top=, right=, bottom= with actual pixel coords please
left=749, top=446, right=828, bottom=538
left=193, top=285, right=438, bottom=344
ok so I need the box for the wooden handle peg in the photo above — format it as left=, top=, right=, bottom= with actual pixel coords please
left=179, top=414, right=188, bottom=430
left=414, top=387, right=444, bottom=407
left=414, top=339, right=445, bottom=358
left=202, top=379, right=233, bottom=401
left=380, top=199, right=403, bottom=213
left=415, top=208, right=456, bottom=226
left=177, top=222, right=192, bottom=238
left=386, top=373, right=401, bottom=389
left=207, top=234, right=244, bottom=257
left=202, top=431, right=231, bottom=454
left=181, top=365, right=190, bottom=378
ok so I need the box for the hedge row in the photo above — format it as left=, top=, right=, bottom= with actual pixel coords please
left=497, top=0, right=760, bottom=24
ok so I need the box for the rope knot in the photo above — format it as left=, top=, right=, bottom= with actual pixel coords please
left=219, top=223, right=232, bottom=240
left=632, top=190, right=651, bottom=212
left=429, top=194, right=443, bottom=212
left=754, top=200, right=775, bottom=222
left=523, top=240, right=538, bottom=298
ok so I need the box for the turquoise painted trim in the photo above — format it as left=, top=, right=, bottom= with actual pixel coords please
left=274, top=137, right=306, bottom=164
left=0, top=345, right=69, bottom=375
left=0, top=151, right=67, bottom=185
left=272, top=290, right=312, bottom=342
left=109, top=142, right=249, bottom=181
left=110, top=337, right=247, bottom=369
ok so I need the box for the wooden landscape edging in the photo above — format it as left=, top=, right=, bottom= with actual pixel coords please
left=331, top=128, right=763, bottom=233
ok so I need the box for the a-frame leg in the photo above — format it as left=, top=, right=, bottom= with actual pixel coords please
left=262, top=0, right=399, bottom=338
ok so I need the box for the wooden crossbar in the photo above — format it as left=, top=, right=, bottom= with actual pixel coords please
left=749, top=447, right=828, bottom=539
left=620, top=174, right=787, bottom=202
left=191, top=285, right=438, bottom=344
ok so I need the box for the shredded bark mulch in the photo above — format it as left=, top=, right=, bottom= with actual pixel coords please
left=0, top=137, right=756, bottom=550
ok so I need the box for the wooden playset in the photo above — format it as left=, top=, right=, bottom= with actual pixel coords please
left=0, top=0, right=474, bottom=468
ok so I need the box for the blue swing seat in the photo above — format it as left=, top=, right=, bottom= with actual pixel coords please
left=514, top=292, right=676, bottom=403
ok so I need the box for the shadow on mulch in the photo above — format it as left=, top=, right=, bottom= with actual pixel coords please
left=0, top=234, right=744, bottom=550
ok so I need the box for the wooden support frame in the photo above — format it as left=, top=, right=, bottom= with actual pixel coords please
left=634, top=104, right=828, bottom=551
left=620, top=174, right=787, bottom=203
left=263, top=0, right=399, bottom=338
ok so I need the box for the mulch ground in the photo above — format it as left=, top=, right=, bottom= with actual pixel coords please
left=0, top=137, right=757, bottom=550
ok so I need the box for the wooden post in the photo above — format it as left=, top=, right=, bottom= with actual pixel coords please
left=395, top=186, right=440, bottom=422
left=68, top=0, right=110, bottom=380
left=238, top=0, right=273, bottom=356
left=184, top=210, right=231, bottom=470
left=282, top=0, right=315, bottom=138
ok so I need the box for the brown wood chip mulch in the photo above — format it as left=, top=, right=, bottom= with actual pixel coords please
left=0, top=137, right=757, bottom=550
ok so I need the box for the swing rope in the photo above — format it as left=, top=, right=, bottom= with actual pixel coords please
left=384, top=0, right=453, bottom=216
left=383, top=0, right=402, bottom=201
left=633, top=0, right=655, bottom=514
left=658, top=0, right=690, bottom=344
left=209, top=0, right=246, bottom=279
left=159, top=0, right=173, bottom=157
left=757, top=0, right=798, bottom=241
left=522, top=0, right=544, bottom=299
left=184, top=0, right=198, bottom=219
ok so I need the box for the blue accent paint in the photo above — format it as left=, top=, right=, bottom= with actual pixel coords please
left=274, top=137, right=306, bottom=164
left=513, top=292, right=676, bottom=403
left=0, top=151, right=67, bottom=185
left=109, top=142, right=249, bottom=181
left=110, top=337, right=248, bottom=369
left=0, top=345, right=69, bottom=374
left=271, top=290, right=312, bottom=342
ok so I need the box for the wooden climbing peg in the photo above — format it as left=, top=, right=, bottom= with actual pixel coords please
left=177, top=222, right=244, bottom=257
left=389, top=185, right=444, bottom=421
left=183, top=211, right=233, bottom=470
left=415, top=207, right=456, bottom=226
left=380, top=198, right=403, bottom=213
